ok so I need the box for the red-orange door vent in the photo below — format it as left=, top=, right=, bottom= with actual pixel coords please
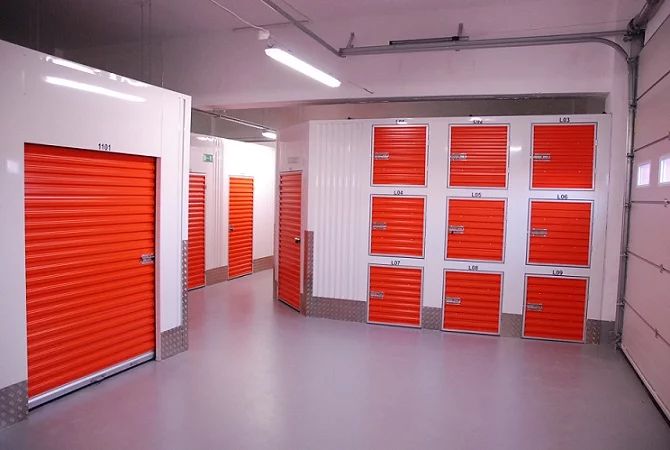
left=531, top=124, right=596, bottom=189
left=228, top=177, right=254, bottom=279
left=443, top=271, right=502, bottom=334
left=523, top=275, right=588, bottom=342
left=446, top=198, right=505, bottom=262
left=24, top=144, right=156, bottom=398
left=449, top=125, right=508, bottom=188
left=370, top=196, right=425, bottom=258
left=188, top=173, right=206, bottom=289
left=372, top=125, right=427, bottom=186
left=528, top=200, right=592, bottom=267
left=278, top=172, right=302, bottom=311
left=368, top=265, right=422, bottom=327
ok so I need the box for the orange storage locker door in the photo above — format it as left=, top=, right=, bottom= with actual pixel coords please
left=372, top=125, right=427, bottom=186
left=523, top=275, right=588, bottom=342
left=228, top=177, right=254, bottom=278
left=370, top=196, right=425, bottom=258
left=446, top=198, right=505, bottom=262
left=531, top=124, right=596, bottom=189
left=528, top=200, right=592, bottom=267
left=24, top=144, right=156, bottom=399
left=449, top=125, right=508, bottom=188
left=278, top=172, right=302, bottom=310
left=368, top=265, right=422, bottom=327
left=188, top=173, right=206, bottom=289
left=443, top=271, right=502, bottom=334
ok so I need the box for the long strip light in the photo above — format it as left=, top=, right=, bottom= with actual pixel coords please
left=265, top=47, right=341, bottom=88
left=44, top=76, right=146, bottom=103
left=262, top=130, right=277, bottom=140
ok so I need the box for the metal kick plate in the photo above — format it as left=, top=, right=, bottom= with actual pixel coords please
left=374, top=152, right=390, bottom=160
left=369, top=290, right=384, bottom=299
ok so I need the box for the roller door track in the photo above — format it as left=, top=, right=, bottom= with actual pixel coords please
left=368, top=265, right=422, bottom=327
left=24, top=144, right=156, bottom=405
left=188, top=173, right=206, bottom=289
left=443, top=271, right=502, bottom=335
left=277, top=172, right=302, bottom=311
left=531, top=124, right=596, bottom=189
left=228, top=176, right=254, bottom=279
left=371, top=125, right=427, bottom=186
left=527, top=200, right=592, bottom=267
left=370, top=195, right=425, bottom=258
left=449, top=125, right=509, bottom=188
left=446, top=198, right=506, bottom=262
left=523, top=275, right=588, bottom=342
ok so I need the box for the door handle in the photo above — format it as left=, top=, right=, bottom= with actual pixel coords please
left=369, top=290, right=384, bottom=299
left=294, top=236, right=301, bottom=244
left=444, top=296, right=462, bottom=305
left=526, top=303, right=543, bottom=312
left=448, top=225, right=465, bottom=235
left=372, top=222, right=387, bottom=231
left=140, top=253, right=155, bottom=265
left=530, top=228, right=548, bottom=237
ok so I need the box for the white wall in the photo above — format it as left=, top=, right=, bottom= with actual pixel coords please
left=285, top=114, right=615, bottom=323
left=189, top=134, right=276, bottom=271
left=0, top=40, right=191, bottom=390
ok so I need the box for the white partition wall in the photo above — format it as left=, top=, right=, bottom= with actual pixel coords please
left=621, top=11, right=670, bottom=419
left=0, top=40, right=190, bottom=416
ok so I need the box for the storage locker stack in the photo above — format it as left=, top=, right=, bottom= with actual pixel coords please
left=368, top=126, right=427, bottom=327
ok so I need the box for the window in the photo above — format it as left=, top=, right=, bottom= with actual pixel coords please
left=659, top=156, right=670, bottom=185
left=637, top=162, right=650, bottom=187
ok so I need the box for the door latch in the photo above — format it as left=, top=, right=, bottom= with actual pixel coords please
left=448, top=225, right=465, bottom=234
left=530, top=228, right=549, bottom=237
left=532, top=153, right=551, bottom=161
left=450, top=153, right=468, bottom=161
left=369, top=290, right=384, bottom=299
left=526, top=303, right=543, bottom=312
left=372, top=222, right=387, bottom=231
left=374, top=152, right=390, bottom=160
left=445, top=297, right=462, bottom=305
left=140, top=253, right=155, bottom=265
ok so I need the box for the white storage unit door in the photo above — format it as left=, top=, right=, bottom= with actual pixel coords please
left=621, top=15, right=670, bottom=420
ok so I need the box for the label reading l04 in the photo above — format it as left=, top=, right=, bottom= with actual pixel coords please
left=203, top=154, right=214, bottom=163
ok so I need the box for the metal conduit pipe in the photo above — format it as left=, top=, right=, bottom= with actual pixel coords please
left=628, top=0, right=666, bottom=33
left=193, top=108, right=272, bottom=131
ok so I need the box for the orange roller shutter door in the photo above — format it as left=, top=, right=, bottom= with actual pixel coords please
left=24, top=144, right=156, bottom=399
left=368, top=265, right=422, bottom=327
left=443, top=271, right=502, bottom=335
left=370, top=196, right=425, bottom=258
left=446, top=198, right=506, bottom=262
left=528, top=200, right=592, bottom=267
left=449, top=125, right=508, bottom=188
left=523, top=275, right=588, bottom=342
left=531, top=124, right=596, bottom=189
left=278, top=172, right=302, bottom=311
left=188, top=173, right=206, bottom=289
left=372, top=125, right=427, bottom=186
left=228, top=177, right=254, bottom=279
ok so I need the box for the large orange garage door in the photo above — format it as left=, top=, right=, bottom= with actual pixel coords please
left=370, top=195, right=425, bottom=258
left=187, top=173, right=206, bottom=289
left=24, top=144, right=156, bottom=401
left=523, top=275, right=588, bottom=342
left=228, top=176, right=254, bottom=279
left=531, top=124, right=596, bottom=189
left=278, top=172, right=302, bottom=311
left=449, top=125, right=509, bottom=188
left=528, top=200, right=592, bottom=267
left=372, top=125, right=427, bottom=186
left=368, top=265, right=422, bottom=327
left=443, top=271, right=502, bottom=335
left=446, top=198, right=506, bottom=262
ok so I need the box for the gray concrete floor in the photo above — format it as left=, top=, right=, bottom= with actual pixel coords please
left=1, top=269, right=669, bottom=450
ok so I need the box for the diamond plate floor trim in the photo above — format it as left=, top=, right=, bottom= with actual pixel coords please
left=586, top=319, right=615, bottom=345
left=306, top=297, right=367, bottom=323
left=0, top=381, right=27, bottom=429
left=302, top=231, right=314, bottom=315
left=161, top=240, right=190, bottom=359
left=422, top=307, right=442, bottom=330
left=501, top=313, right=523, bottom=337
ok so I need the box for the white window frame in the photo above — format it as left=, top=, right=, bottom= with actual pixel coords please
left=636, top=161, right=651, bottom=187
left=659, top=155, right=670, bottom=185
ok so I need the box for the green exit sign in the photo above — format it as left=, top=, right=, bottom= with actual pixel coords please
left=203, top=154, right=214, bottom=163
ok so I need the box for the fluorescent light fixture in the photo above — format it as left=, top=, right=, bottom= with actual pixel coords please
left=262, top=130, right=277, bottom=140
left=510, top=145, right=522, bottom=152
left=45, top=56, right=98, bottom=75
left=265, top=47, right=341, bottom=88
left=44, top=76, right=146, bottom=102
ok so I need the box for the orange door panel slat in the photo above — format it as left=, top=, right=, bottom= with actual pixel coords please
left=278, top=173, right=302, bottom=310
left=446, top=198, right=505, bottom=262
left=372, top=126, right=427, bottom=186
left=228, top=177, right=254, bottom=279
left=368, top=265, right=422, bottom=327
left=523, top=276, right=588, bottom=342
left=531, top=124, right=596, bottom=189
left=370, top=196, right=425, bottom=258
left=24, top=144, right=156, bottom=398
left=443, top=271, right=502, bottom=334
left=528, top=201, right=592, bottom=267
left=188, top=173, right=206, bottom=289
left=449, top=125, right=508, bottom=188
